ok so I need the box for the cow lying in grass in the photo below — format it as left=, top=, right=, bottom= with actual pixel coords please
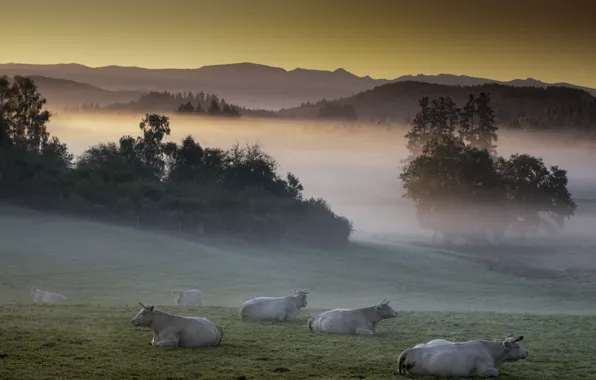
left=130, top=302, right=223, bottom=348
left=307, top=299, right=398, bottom=335
left=172, top=289, right=203, bottom=306
left=398, top=335, right=528, bottom=377
left=238, top=290, right=309, bottom=321
left=31, top=288, right=67, bottom=304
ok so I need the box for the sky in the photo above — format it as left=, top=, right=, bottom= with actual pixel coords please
left=1, top=0, right=595, bottom=87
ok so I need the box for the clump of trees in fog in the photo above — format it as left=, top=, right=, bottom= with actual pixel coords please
left=400, top=93, right=577, bottom=244
left=0, top=75, right=353, bottom=248
left=176, top=91, right=240, bottom=117
left=94, top=91, right=242, bottom=117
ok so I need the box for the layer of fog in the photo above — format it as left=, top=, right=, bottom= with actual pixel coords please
left=49, top=112, right=596, bottom=235
left=3, top=113, right=596, bottom=314
left=45, top=112, right=596, bottom=280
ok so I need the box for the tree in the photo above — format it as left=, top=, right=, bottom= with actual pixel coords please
left=165, top=135, right=205, bottom=183
left=403, top=96, right=459, bottom=162
left=136, top=114, right=171, bottom=179
left=458, top=94, right=476, bottom=143
left=495, top=154, right=576, bottom=237
left=400, top=134, right=506, bottom=243
left=208, top=97, right=221, bottom=115
left=0, top=76, right=11, bottom=148
left=177, top=102, right=195, bottom=113
left=474, top=92, right=498, bottom=154
left=401, top=94, right=576, bottom=244
left=1, top=76, right=51, bottom=151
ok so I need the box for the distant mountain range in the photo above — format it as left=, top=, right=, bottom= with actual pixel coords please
left=1, top=63, right=594, bottom=110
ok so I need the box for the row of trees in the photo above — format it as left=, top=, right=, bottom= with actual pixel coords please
left=104, top=91, right=242, bottom=116
left=400, top=93, right=577, bottom=244
left=0, top=75, right=353, bottom=248
left=177, top=95, right=240, bottom=117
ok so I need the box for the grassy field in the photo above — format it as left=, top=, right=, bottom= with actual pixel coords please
left=1, top=305, right=595, bottom=379
left=1, top=205, right=596, bottom=379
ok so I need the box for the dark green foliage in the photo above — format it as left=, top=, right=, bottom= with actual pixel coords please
left=0, top=77, right=352, bottom=248
left=495, top=154, right=576, bottom=232
left=400, top=94, right=577, bottom=243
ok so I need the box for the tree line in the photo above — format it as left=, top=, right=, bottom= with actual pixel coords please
left=62, top=91, right=244, bottom=117
left=282, top=82, right=596, bottom=132
left=0, top=75, right=353, bottom=248
left=400, top=93, right=577, bottom=244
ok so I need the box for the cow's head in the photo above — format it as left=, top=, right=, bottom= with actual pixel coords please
left=375, top=299, right=398, bottom=319
left=502, top=335, right=528, bottom=361
left=292, top=290, right=309, bottom=308
left=131, top=302, right=156, bottom=327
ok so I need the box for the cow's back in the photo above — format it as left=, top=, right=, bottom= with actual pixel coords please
left=408, top=343, right=488, bottom=377
left=244, top=297, right=285, bottom=312
left=311, top=308, right=362, bottom=333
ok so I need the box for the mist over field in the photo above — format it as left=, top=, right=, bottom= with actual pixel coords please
left=2, top=110, right=596, bottom=317
left=49, top=111, right=596, bottom=236
left=0, top=111, right=580, bottom=313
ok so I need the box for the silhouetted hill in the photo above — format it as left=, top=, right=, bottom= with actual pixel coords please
left=393, top=74, right=596, bottom=96
left=11, top=75, right=141, bottom=108
left=0, top=63, right=391, bottom=110
left=279, top=81, right=596, bottom=130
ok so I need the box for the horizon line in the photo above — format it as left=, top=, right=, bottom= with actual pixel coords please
left=0, top=61, right=592, bottom=90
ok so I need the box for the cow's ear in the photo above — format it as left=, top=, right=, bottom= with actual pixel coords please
left=503, top=340, right=512, bottom=350
left=374, top=305, right=381, bottom=311
left=149, top=306, right=155, bottom=312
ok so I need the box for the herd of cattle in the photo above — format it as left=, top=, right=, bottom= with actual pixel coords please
left=31, top=288, right=528, bottom=377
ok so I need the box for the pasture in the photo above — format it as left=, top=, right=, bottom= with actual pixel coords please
left=1, top=205, right=596, bottom=379
left=1, top=305, right=595, bottom=380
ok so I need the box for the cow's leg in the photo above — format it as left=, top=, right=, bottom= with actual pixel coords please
left=476, top=366, right=499, bottom=377
left=284, top=308, right=299, bottom=321
left=355, top=328, right=374, bottom=335
left=151, top=331, right=160, bottom=345
left=153, top=334, right=179, bottom=347
left=154, top=339, right=178, bottom=347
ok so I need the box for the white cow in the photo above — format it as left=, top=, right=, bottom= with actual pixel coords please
left=172, top=289, right=203, bottom=306
left=130, top=302, right=223, bottom=348
left=397, top=335, right=528, bottom=377
left=238, top=290, right=309, bottom=321
left=413, top=336, right=524, bottom=363
left=307, top=299, right=398, bottom=335
left=31, top=288, right=67, bottom=304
